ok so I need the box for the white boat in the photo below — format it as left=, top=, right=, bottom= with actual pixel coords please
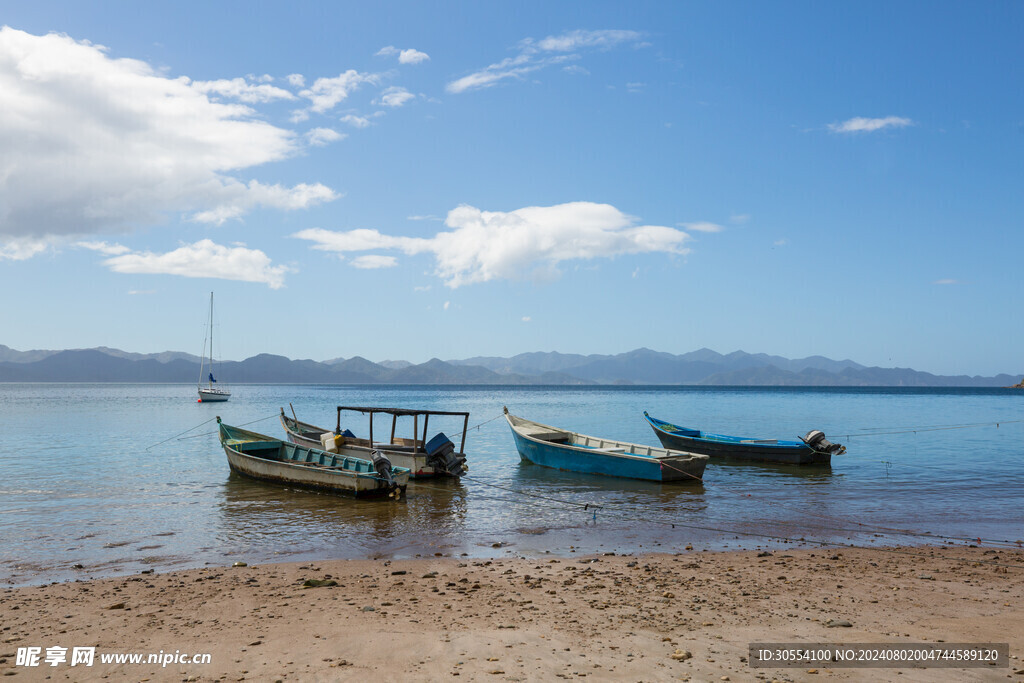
left=197, top=292, right=230, bottom=403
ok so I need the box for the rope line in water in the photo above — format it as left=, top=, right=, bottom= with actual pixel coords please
left=460, top=474, right=602, bottom=511
left=835, top=419, right=1023, bottom=440
left=144, top=417, right=217, bottom=451
left=450, top=412, right=506, bottom=438
left=145, top=412, right=279, bottom=449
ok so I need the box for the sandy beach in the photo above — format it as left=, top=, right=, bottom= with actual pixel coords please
left=1, top=545, right=1022, bottom=682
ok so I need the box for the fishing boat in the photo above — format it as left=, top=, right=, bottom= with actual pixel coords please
left=217, top=418, right=408, bottom=498
left=280, top=405, right=469, bottom=477
left=643, top=412, right=845, bottom=465
left=504, top=407, right=708, bottom=483
left=197, top=292, right=230, bottom=403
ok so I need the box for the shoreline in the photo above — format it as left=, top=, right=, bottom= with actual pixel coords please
left=2, top=545, right=1021, bottom=682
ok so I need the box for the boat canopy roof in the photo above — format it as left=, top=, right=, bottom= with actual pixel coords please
left=336, top=406, right=470, bottom=418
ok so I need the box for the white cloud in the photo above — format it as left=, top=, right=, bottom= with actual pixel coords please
left=399, top=49, right=430, bottom=65
left=377, top=46, right=430, bottom=65
left=350, top=254, right=398, bottom=269
left=101, top=239, right=289, bottom=288
left=521, top=316, right=531, bottom=322
left=447, top=56, right=542, bottom=94
left=443, top=301, right=450, bottom=310
left=293, top=227, right=431, bottom=254
left=190, top=181, right=338, bottom=225
left=76, top=240, right=131, bottom=255
left=0, top=236, right=52, bottom=261
left=294, top=201, right=691, bottom=288
left=0, top=27, right=338, bottom=246
left=305, top=127, right=345, bottom=146
left=298, top=70, right=380, bottom=114
left=828, top=116, right=914, bottom=133
left=191, top=77, right=296, bottom=103
left=375, top=86, right=415, bottom=108
left=531, top=29, right=643, bottom=52
left=340, top=114, right=373, bottom=128
left=286, top=73, right=305, bottom=88
left=682, top=221, right=724, bottom=233
left=933, top=278, right=960, bottom=285
left=447, top=29, right=644, bottom=94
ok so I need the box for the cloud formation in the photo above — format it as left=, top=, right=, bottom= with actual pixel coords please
left=296, top=70, right=380, bottom=115
left=305, top=127, right=346, bottom=146
left=376, top=46, right=431, bottom=65
left=351, top=254, right=398, bottom=269
left=0, top=237, right=51, bottom=261
left=190, top=77, right=296, bottom=103
left=447, top=29, right=644, bottom=94
left=682, top=221, right=725, bottom=233
left=99, top=239, right=289, bottom=289
left=293, top=201, right=690, bottom=288
left=376, top=86, right=415, bottom=108
left=828, top=116, right=914, bottom=133
left=0, top=27, right=337, bottom=249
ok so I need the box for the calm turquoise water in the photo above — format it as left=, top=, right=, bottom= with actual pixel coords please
left=1, top=384, right=1021, bottom=586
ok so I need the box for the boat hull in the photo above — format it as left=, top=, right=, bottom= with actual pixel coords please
left=223, top=448, right=404, bottom=497
left=644, top=414, right=829, bottom=465
left=506, top=411, right=707, bottom=483
left=219, top=422, right=408, bottom=499
left=198, top=388, right=231, bottom=402
left=280, top=412, right=445, bottom=478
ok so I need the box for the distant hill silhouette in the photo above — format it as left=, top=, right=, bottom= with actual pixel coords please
left=0, top=344, right=1017, bottom=386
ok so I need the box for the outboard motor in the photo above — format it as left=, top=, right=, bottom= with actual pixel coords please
left=800, top=430, right=846, bottom=455
left=371, top=449, right=395, bottom=487
left=424, top=432, right=467, bottom=476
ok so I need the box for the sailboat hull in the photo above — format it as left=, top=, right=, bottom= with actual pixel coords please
left=198, top=388, right=231, bottom=402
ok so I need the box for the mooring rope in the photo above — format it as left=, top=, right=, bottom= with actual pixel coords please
left=833, top=418, right=1024, bottom=440
left=144, top=412, right=279, bottom=449
left=144, top=417, right=218, bottom=451
left=451, top=412, right=507, bottom=438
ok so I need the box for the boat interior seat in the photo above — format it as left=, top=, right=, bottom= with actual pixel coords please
left=528, top=431, right=570, bottom=442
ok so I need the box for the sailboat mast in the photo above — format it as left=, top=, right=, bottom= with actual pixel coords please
left=209, top=292, right=215, bottom=387
left=197, top=294, right=208, bottom=388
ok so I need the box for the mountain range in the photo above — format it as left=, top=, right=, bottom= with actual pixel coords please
left=0, top=344, right=1020, bottom=387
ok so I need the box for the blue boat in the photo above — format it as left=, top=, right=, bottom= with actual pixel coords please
left=217, top=418, right=409, bottom=498
left=504, top=407, right=708, bottom=483
left=643, top=412, right=844, bottom=466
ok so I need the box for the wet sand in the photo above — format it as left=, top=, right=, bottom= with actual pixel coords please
left=1, top=546, right=1022, bottom=682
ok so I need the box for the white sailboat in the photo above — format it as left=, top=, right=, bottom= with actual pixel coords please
left=197, top=292, right=231, bottom=403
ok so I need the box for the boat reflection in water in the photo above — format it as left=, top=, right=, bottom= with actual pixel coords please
left=215, top=472, right=470, bottom=560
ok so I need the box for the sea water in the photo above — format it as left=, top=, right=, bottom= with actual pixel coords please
left=1, top=384, right=1021, bottom=586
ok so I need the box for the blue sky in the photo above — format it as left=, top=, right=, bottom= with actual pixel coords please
left=0, top=1, right=1021, bottom=376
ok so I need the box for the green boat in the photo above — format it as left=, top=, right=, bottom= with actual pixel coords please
left=217, top=418, right=409, bottom=498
